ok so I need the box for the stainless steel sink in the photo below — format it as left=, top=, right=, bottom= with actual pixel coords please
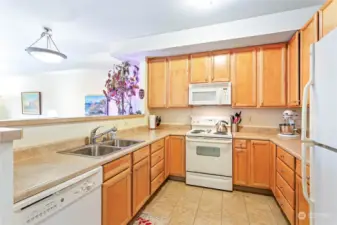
left=59, top=145, right=122, bottom=158
left=101, top=139, right=144, bottom=148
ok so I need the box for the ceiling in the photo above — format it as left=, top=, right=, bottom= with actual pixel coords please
left=0, top=0, right=324, bottom=74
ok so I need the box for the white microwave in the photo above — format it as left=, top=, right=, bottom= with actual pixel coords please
left=189, top=82, right=231, bottom=105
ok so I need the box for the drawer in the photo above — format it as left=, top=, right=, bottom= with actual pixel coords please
left=276, top=158, right=295, bottom=190
left=151, top=139, right=165, bottom=153
left=103, top=154, right=131, bottom=181
left=151, top=171, right=165, bottom=194
left=151, top=148, right=164, bottom=167
left=277, top=147, right=295, bottom=170
left=151, top=159, right=164, bottom=181
left=133, top=146, right=150, bottom=164
left=234, top=139, right=247, bottom=149
left=295, top=159, right=310, bottom=183
left=276, top=172, right=295, bottom=208
left=275, top=187, right=295, bottom=225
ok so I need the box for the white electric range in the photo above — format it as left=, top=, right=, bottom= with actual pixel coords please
left=186, top=116, right=233, bottom=191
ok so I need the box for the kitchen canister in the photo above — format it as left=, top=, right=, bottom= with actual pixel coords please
left=232, top=124, right=239, bottom=132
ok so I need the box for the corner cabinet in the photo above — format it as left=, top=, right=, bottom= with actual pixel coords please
left=287, top=32, right=301, bottom=107
left=167, top=56, right=189, bottom=107
left=300, top=13, right=319, bottom=107
left=103, top=169, right=132, bottom=225
left=319, top=0, right=337, bottom=39
left=148, top=58, right=167, bottom=108
left=257, top=44, right=287, bottom=107
left=249, top=140, right=270, bottom=189
left=231, top=48, right=257, bottom=107
left=169, top=136, right=185, bottom=177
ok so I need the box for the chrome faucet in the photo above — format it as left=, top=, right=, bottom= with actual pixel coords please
left=90, top=126, right=117, bottom=144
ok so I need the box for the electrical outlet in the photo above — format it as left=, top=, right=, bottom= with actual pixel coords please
left=248, top=116, right=252, bottom=123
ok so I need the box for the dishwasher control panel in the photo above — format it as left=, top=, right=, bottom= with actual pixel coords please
left=13, top=167, right=102, bottom=225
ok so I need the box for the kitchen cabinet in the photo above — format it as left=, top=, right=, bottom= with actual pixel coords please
left=148, top=58, right=167, bottom=108
left=211, top=50, right=231, bottom=82
left=231, top=48, right=257, bottom=107
left=300, top=13, right=319, bottom=107
left=165, top=136, right=170, bottom=179
left=270, top=143, right=276, bottom=194
left=132, top=156, right=150, bottom=216
left=190, top=53, right=210, bottom=83
left=296, top=175, right=310, bottom=225
left=103, top=169, right=132, bottom=225
left=319, top=0, right=337, bottom=39
left=287, top=32, right=301, bottom=107
left=169, top=136, right=185, bottom=177
left=249, top=140, right=270, bottom=189
left=233, top=140, right=250, bottom=186
left=167, top=56, right=189, bottom=107
left=258, top=44, right=287, bottom=107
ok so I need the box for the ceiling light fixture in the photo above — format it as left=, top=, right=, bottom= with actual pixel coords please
left=188, top=0, right=214, bottom=10
left=25, top=27, right=67, bottom=63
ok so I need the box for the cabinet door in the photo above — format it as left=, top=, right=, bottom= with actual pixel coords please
left=319, top=0, right=337, bottom=39
left=258, top=44, right=287, bottom=107
left=165, top=136, right=170, bottom=179
left=103, top=169, right=132, bottom=225
left=148, top=58, right=167, bottom=108
left=133, top=157, right=150, bottom=216
left=249, top=140, right=270, bottom=189
left=169, top=136, right=185, bottom=177
left=211, top=50, right=230, bottom=82
left=270, top=143, right=276, bottom=194
left=233, top=147, right=250, bottom=186
left=231, top=48, right=257, bottom=107
left=167, top=56, right=189, bottom=107
left=190, top=53, right=210, bottom=83
left=288, top=32, right=301, bottom=107
left=296, top=175, right=310, bottom=225
left=300, top=14, right=318, bottom=107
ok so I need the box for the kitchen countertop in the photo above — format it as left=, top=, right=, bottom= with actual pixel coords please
left=0, top=127, right=22, bottom=143
left=14, top=127, right=308, bottom=204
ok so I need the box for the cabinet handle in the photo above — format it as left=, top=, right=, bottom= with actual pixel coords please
left=291, top=100, right=300, bottom=103
left=281, top=155, right=285, bottom=159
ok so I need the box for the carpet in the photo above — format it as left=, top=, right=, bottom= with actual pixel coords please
left=132, top=212, right=170, bottom=225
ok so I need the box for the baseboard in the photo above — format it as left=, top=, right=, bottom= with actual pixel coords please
left=168, top=176, right=186, bottom=182
left=233, top=185, right=273, bottom=196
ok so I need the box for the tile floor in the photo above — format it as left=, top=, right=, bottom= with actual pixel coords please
left=142, top=180, right=289, bottom=225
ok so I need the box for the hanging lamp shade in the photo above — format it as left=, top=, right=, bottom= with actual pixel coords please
left=25, top=27, right=67, bottom=63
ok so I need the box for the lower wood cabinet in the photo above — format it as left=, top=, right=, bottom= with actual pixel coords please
left=233, top=143, right=250, bottom=186
left=165, top=136, right=170, bottom=179
left=270, top=143, right=276, bottom=194
left=132, top=155, right=150, bottom=216
left=103, top=168, right=132, bottom=225
left=169, top=136, right=185, bottom=177
left=296, top=175, right=310, bottom=225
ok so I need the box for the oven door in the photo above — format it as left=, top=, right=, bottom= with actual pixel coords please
left=186, top=137, right=232, bottom=176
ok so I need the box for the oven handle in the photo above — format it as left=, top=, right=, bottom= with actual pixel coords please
left=186, top=137, right=232, bottom=144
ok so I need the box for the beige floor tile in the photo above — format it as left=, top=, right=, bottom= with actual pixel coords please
left=222, top=191, right=250, bottom=224
left=194, top=188, right=222, bottom=225
left=267, top=198, right=289, bottom=225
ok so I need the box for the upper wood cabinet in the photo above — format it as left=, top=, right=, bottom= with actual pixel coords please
left=132, top=157, right=150, bottom=216
left=103, top=169, right=132, bottom=225
left=258, top=44, right=287, bottom=107
left=300, top=13, right=319, bottom=107
left=319, top=0, right=337, bottom=39
left=190, top=53, right=211, bottom=83
left=249, top=140, right=270, bottom=189
left=169, top=136, right=185, bottom=177
left=231, top=48, right=257, bottom=107
left=148, top=58, right=167, bottom=108
left=233, top=140, right=250, bottom=186
left=287, top=32, right=301, bottom=107
left=211, top=50, right=231, bottom=82
left=167, top=56, right=189, bottom=107
left=270, top=143, right=276, bottom=195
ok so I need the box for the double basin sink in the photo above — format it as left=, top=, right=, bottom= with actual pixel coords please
left=59, top=139, right=144, bottom=158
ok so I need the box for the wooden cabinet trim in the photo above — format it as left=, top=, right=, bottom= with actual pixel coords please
left=151, top=171, right=165, bottom=194
left=287, top=32, right=300, bottom=107
left=234, top=139, right=247, bottom=149
left=190, top=52, right=211, bottom=83
left=276, top=172, right=295, bottom=209
left=151, top=139, right=165, bottom=153
left=276, top=158, right=295, bottom=190
left=319, top=0, right=337, bottom=39
left=151, top=159, right=164, bottom=180
left=151, top=148, right=164, bottom=167
left=277, top=147, right=295, bottom=170
left=133, top=146, right=150, bottom=165
left=249, top=140, right=270, bottom=189
left=103, top=154, right=131, bottom=181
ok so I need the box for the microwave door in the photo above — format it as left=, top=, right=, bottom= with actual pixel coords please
left=189, top=88, right=218, bottom=105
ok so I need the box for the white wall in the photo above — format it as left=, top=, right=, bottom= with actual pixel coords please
left=110, top=6, right=320, bottom=58
left=151, top=107, right=301, bottom=128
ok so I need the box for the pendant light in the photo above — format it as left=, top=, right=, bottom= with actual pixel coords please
left=25, top=27, right=67, bottom=63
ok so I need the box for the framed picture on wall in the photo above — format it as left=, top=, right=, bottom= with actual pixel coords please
left=21, top=92, right=42, bottom=115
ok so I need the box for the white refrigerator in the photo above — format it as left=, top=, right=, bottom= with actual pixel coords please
left=301, top=28, right=337, bottom=225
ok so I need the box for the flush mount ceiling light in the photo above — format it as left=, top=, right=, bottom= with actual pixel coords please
left=25, top=27, right=67, bottom=63
left=187, top=0, right=214, bottom=10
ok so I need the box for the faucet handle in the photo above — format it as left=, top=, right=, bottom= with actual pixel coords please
left=111, top=126, right=117, bottom=132
left=91, top=126, right=103, bottom=134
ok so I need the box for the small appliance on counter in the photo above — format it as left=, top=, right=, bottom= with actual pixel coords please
left=149, top=115, right=161, bottom=129
left=278, top=110, right=299, bottom=138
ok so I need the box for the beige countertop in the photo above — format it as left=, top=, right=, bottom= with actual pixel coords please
left=14, top=127, right=307, bottom=204
left=0, top=127, right=22, bottom=143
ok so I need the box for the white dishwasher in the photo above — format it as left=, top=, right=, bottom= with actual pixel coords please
left=13, top=167, right=102, bottom=225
